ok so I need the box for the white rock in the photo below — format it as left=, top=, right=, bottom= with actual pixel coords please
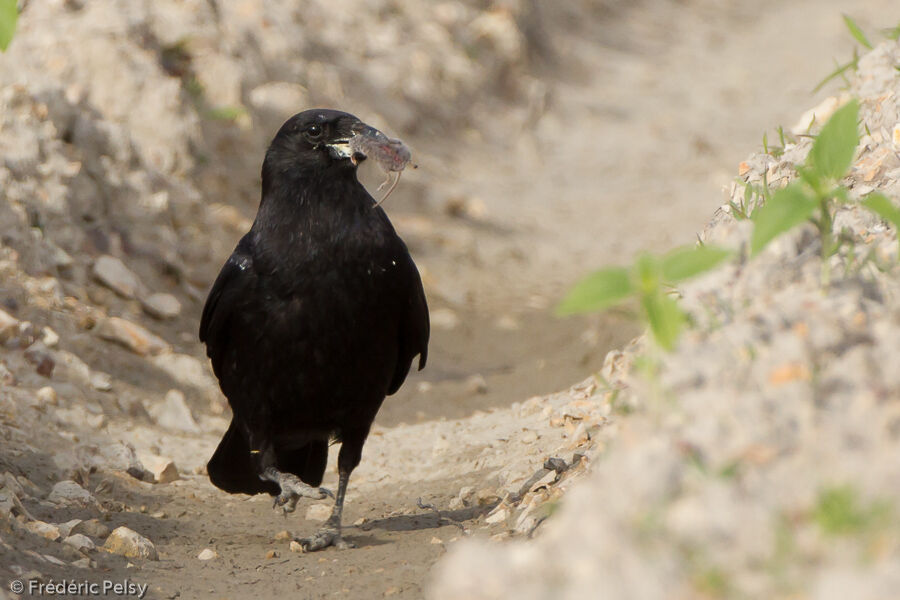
left=197, top=548, right=217, bottom=560
left=96, top=317, right=170, bottom=356
left=89, top=372, right=113, bottom=391
left=92, top=255, right=140, bottom=298
left=25, top=520, right=61, bottom=541
left=484, top=506, right=508, bottom=525
left=138, top=454, right=179, bottom=484
left=48, top=480, right=96, bottom=507
left=465, top=374, right=488, bottom=394
left=147, top=389, right=200, bottom=433
left=41, top=326, right=60, bottom=347
left=58, top=519, right=83, bottom=538
left=71, top=557, right=95, bottom=569
left=63, top=534, right=96, bottom=553
left=36, top=386, right=58, bottom=405
left=150, top=354, right=216, bottom=390
left=0, top=308, right=19, bottom=343
left=305, top=504, right=332, bottom=522
left=141, top=293, right=182, bottom=320
left=70, top=519, right=110, bottom=540
left=103, top=526, right=158, bottom=560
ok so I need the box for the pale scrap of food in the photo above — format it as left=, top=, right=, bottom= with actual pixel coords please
left=350, top=128, right=416, bottom=206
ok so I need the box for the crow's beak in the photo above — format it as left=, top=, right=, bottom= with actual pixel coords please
left=326, top=139, right=354, bottom=160
left=325, top=118, right=372, bottom=162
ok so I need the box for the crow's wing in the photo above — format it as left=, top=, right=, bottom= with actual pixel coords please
left=387, top=256, right=429, bottom=395
left=199, top=236, right=255, bottom=380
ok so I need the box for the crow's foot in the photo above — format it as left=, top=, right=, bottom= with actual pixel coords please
left=295, top=527, right=356, bottom=552
left=268, top=472, right=332, bottom=513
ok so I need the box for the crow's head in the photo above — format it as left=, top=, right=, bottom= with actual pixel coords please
left=264, top=109, right=371, bottom=176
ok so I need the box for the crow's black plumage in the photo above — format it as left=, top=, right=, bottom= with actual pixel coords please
left=200, top=109, right=429, bottom=551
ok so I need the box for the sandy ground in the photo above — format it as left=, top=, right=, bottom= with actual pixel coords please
left=2, top=2, right=898, bottom=599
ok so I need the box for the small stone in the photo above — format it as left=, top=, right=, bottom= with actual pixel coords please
left=141, top=293, right=182, bottom=320
left=25, top=521, right=61, bottom=541
left=0, top=361, right=15, bottom=385
left=566, top=423, right=590, bottom=448
left=0, top=308, right=19, bottom=344
left=58, top=519, right=82, bottom=538
left=197, top=548, right=217, bottom=560
left=48, top=480, right=96, bottom=507
left=448, top=497, right=464, bottom=510
left=265, top=549, right=279, bottom=559
left=273, top=530, right=292, bottom=542
left=474, top=488, right=498, bottom=506
left=103, top=526, right=158, bottom=560
left=430, top=537, right=443, bottom=544
left=147, top=389, right=200, bottom=433
left=41, top=327, right=60, bottom=347
left=71, top=557, right=94, bottom=569
left=464, top=374, right=488, bottom=394
left=150, top=353, right=217, bottom=390
left=289, top=540, right=303, bottom=553
left=485, top=506, right=508, bottom=525
left=139, top=455, right=179, bottom=484
left=305, top=504, right=332, bottom=522
left=96, top=317, right=170, bottom=356
left=63, top=534, right=96, bottom=553
left=92, top=255, right=140, bottom=298
left=24, top=344, right=55, bottom=377
left=384, top=586, right=400, bottom=596
left=71, top=519, right=110, bottom=539
left=42, top=554, right=68, bottom=566
left=36, top=386, right=58, bottom=405
left=89, top=372, right=113, bottom=391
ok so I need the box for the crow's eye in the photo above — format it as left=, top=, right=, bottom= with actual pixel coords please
left=305, top=124, right=324, bottom=141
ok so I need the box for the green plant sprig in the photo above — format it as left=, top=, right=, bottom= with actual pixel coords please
left=558, top=245, right=732, bottom=350
left=749, top=99, right=861, bottom=285
left=0, top=0, right=17, bottom=52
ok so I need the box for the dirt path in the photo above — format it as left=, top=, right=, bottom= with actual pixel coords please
left=1, top=2, right=897, bottom=600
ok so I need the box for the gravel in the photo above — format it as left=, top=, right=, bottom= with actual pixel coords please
left=430, top=39, right=900, bottom=600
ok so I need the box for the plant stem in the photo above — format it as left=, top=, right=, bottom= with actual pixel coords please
left=819, top=197, right=834, bottom=288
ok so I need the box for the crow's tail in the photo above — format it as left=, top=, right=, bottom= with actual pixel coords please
left=207, top=420, right=328, bottom=495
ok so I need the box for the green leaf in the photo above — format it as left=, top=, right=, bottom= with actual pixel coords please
left=557, top=267, right=633, bottom=315
left=812, top=55, right=858, bottom=94
left=750, top=183, right=819, bottom=255
left=205, top=105, right=247, bottom=121
left=807, top=99, right=860, bottom=181
left=884, top=23, right=900, bottom=41
left=660, top=245, right=733, bottom=283
left=863, top=192, right=900, bottom=230
left=842, top=15, right=873, bottom=49
left=641, top=290, right=684, bottom=351
left=0, top=0, right=17, bottom=52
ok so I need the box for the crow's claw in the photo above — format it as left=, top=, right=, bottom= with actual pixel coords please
left=295, top=528, right=356, bottom=552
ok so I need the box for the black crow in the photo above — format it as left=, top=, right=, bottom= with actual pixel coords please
left=200, top=109, right=429, bottom=551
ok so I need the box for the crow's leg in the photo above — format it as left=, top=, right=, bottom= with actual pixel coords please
left=261, top=467, right=333, bottom=513
left=296, top=429, right=366, bottom=551
left=245, top=432, right=332, bottom=513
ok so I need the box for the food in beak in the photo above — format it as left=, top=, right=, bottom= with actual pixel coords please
left=349, top=125, right=416, bottom=206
